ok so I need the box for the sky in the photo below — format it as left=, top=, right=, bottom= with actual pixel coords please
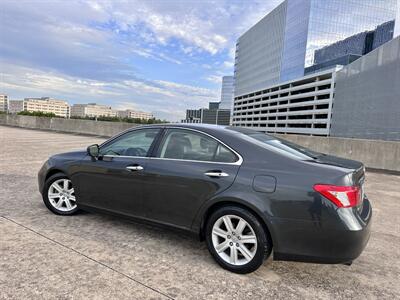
left=0, top=0, right=282, bottom=121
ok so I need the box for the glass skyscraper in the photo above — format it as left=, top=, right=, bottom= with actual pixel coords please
left=234, top=0, right=397, bottom=96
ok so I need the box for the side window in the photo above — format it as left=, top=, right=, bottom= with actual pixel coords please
left=100, top=128, right=160, bottom=157
left=158, top=129, right=238, bottom=163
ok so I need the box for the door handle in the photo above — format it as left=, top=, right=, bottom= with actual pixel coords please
left=126, top=165, right=144, bottom=171
left=204, top=171, right=229, bottom=178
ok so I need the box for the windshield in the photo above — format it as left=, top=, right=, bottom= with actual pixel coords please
left=233, top=129, right=321, bottom=160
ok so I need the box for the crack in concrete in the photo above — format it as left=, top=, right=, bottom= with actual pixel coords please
left=1, top=215, right=175, bottom=300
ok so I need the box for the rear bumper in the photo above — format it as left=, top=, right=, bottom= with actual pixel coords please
left=273, top=198, right=372, bottom=264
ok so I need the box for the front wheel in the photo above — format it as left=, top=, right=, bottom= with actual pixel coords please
left=42, top=173, right=79, bottom=215
left=205, top=206, right=272, bottom=274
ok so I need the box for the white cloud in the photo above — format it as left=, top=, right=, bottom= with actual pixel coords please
left=0, top=63, right=218, bottom=121
left=205, top=75, right=223, bottom=84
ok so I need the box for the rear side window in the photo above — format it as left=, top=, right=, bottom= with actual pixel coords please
left=158, top=129, right=238, bottom=163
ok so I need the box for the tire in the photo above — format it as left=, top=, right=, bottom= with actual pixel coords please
left=205, top=206, right=272, bottom=274
left=42, top=173, right=79, bottom=215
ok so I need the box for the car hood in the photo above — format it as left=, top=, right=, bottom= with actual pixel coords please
left=50, top=150, right=87, bottom=161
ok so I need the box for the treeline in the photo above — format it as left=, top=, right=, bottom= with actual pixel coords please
left=17, top=111, right=58, bottom=117
left=70, top=115, right=167, bottom=124
left=14, top=111, right=167, bottom=124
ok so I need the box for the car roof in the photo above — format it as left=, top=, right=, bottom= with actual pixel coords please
left=131, top=123, right=274, bottom=139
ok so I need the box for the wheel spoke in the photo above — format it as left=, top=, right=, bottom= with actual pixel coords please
left=55, top=199, right=64, bottom=208
left=215, top=240, right=230, bottom=253
left=69, top=195, right=76, bottom=202
left=241, top=235, right=257, bottom=244
left=230, top=246, right=238, bottom=264
left=64, top=199, right=72, bottom=210
left=212, top=227, right=228, bottom=238
left=48, top=192, right=60, bottom=199
left=238, top=244, right=253, bottom=262
left=63, top=179, right=69, bottom=190
left=222, top=216, right=234, bottom=232
left=52, top=183, right=63, bottom=193
left=236, top=219, right=247, bottom=234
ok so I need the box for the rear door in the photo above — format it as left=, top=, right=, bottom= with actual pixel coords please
left=142, top=128, right=242, bottom=229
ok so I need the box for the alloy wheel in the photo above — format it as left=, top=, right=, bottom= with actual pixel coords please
left=211, top=214, right=258, bottom=266
left=47, top=179, right=77, bottom=212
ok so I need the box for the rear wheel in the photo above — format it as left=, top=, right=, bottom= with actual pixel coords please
left=205, top=206, right=272, bottom=274
left=42, top=173, right=79, bottom=215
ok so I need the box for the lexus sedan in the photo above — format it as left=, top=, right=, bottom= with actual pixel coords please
left=38, top=124, right=372, bottom=273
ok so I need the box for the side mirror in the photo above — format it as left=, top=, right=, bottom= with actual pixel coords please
left=87, top=144, right=100, bottom=158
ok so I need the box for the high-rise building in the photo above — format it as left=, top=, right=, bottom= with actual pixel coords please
left=117, top=109, right=154, bottom=120
left=70, top=103, right=116, bottom=118
left=234, top=0, right=397, bottom=96
left=219, top=76, right=234, bottom=110
left=23, top=97, right=70, bottom=117
left=233, top=35, right=400, bottom=140
left=0, top=94, right=8, bottom=112
left=181, top=102, right=230, bottom=125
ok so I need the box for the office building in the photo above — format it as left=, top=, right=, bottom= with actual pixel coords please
left=8, top=100, right=24, bottom=114
left=330, top=36, right=400, bottom=141
left=23, top=97, right=70, bottom=118
left=0, top=94, right=8, bottom=112
left=219, top=76, right=234, bottom=110
left=305, top=20, right=396, bottom=74
left=234, top=0, right=397, bottom=96
left=70, top=103, right=116, bottom=118
left=117, top=109, right=154, bottom=120
left=181, top=102, right=231, bottom=125
left=233, top=35, right=400, bottom=140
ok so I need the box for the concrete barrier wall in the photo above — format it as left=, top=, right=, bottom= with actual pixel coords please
left=0, top=114, right=138, bottom=137
left=1, top=114, right=399, bottom=172
left=276, top=134, right=400, bottom=172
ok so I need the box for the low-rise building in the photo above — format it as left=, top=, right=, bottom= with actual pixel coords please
left=0, top=94, right=8, bottom=112
left=70, top=103, right=116, bottom=118
left=117, top=109, right=153, bottom=120
left=23, top=97, right=70, bottom=117
left=8, top=100, right=24, bottom=114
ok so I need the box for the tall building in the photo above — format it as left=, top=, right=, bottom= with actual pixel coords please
left=181, top=102, right=230, bottom=125
left=117, top=109, right=153, bottom=120
left=70, top=103, right=116, bottom=118
left=219, top=76, right=234, bottom=110
left=330, top=36, right=400, bottom=141
left=233, top=35, right=400, bottom=140
left=23, top=97, right=70, bottom=117
left=234, top=0, right=397, bottom=96
left=0, top=94, right=8, bottom=112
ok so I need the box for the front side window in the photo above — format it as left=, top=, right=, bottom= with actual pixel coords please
left=100, top=128, right=160, bottom=157
left=158, top=129, right=238, bottom=163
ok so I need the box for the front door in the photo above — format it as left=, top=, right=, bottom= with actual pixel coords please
left=142, top=128, right=241, bottom=229
left=75, top=127, right=161, bottom=217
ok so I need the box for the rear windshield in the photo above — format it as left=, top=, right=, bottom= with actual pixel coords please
left=234, top=130, right=320, bottom=160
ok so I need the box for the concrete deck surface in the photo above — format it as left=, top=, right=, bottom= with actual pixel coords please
left=1, top=125, right=399, bottom=299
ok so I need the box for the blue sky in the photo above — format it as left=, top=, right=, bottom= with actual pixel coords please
left=0, top=0, right=282, bottom=121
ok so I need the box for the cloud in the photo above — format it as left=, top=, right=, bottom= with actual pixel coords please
left=0, top=0, right=282, bottom=120
left=205, top=75, right=223, bottom=84
left=0, top=63, right=218, bottom=121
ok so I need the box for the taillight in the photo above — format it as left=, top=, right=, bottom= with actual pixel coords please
left=313, top=184, right=361, bottom=208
